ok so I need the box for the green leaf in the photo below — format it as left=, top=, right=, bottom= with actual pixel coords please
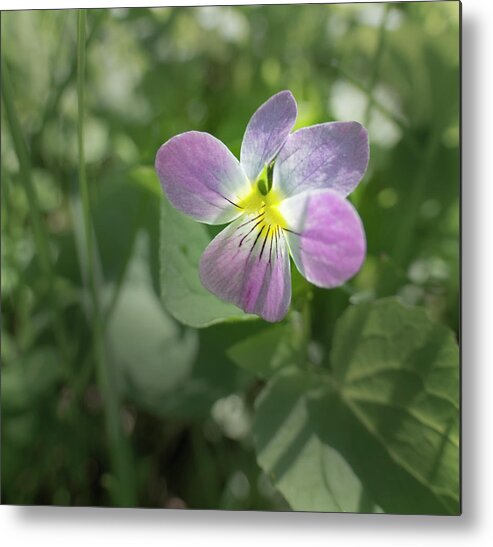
left=93, top=167, right=160, bottom=286
left=226, top=314, right=305, bottom=379
left=254, top=298, right=459, bottom=514
left=159, top=194, right=252, bottom=328
left=254, top=368, right=383, bottom=512
left=107, top=232, right=198, bottom=410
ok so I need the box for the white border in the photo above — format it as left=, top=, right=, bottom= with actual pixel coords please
left=2, top=0, right=493, bottom=545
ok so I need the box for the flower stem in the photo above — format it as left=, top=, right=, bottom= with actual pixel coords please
left=77, top=9, right=136, bottom=507
left=1, top=60, right=71, bottom=365
left=392, top=129, right=441, bottom=266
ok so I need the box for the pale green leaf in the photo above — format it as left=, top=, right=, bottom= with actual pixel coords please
left=255, top=369, right=382, bottom=512
left=107, top=232, right=198, bottom=409
left=159, top=195, right=252, bottom=328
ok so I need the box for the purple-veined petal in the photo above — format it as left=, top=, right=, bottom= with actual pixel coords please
left=155, top=131, right=251, bottom=225
left=199, top=216, right=291, bottom=322
left=279, top=189, right=366, bottom=288
left=273, top=122, right=369, bottom=198
left=240, top=90, right=297, bottom=182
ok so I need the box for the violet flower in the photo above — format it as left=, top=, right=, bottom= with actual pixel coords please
left=155, top=91, right=369, bottom=322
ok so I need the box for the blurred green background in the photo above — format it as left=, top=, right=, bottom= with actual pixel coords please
left=1, top=2, right=459, bottom=510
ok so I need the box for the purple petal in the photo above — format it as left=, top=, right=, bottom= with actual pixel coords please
left=279, top=190, right=366, bottom=288
left=199, top=216, right=291, bottom=322
left=240, top=91, right=297, bottom=182
left=273, top=122, right=369, bottom=198
left=155, top=131, right=250, bottom=225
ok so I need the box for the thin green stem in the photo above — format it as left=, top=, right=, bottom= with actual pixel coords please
left=299, top=289, right=313, bottom=370
left=32, top=10, right=104, bottom=151
left=332, top=60, right=407, bottom=132
left=330, top=60, right=421, bottom=158
left=1, top=60, right=71, bottom=364
left=392, top=129, right=440, bottom=266
left=331, top=61, right=421, bottom=154
left=375, top=128, right=440, bottom=297
left=77, top=13, right=95, bottom=286
left=2, top=62, right=53, bottom=278
left=77, top=9, right=136, bottom=507
left=363, top=4, right=391, bottom=127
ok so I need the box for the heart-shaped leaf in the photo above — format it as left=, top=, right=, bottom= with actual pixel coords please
left=160, top=194, right=252, bottom=328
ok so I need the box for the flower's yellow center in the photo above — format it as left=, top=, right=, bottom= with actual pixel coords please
left=238, top=178, right=287, bottom=236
